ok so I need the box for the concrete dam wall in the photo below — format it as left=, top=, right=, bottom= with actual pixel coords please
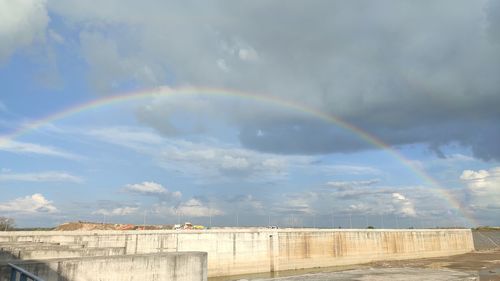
left=0, top=229, right=474, bottom=277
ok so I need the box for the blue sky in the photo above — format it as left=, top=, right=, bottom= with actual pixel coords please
left=0, top=0, right=499, bottom=228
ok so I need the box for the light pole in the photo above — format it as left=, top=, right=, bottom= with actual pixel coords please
left=331, top=211, right=335, bottom=228
left=209, top=210, right=212, bottom=228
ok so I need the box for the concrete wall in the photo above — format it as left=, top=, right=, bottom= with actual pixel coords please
left=0, top=229, right=474, bottom=277
left=472, top=230, right=500, bottom=251
left=0, top=241, right=126, bottom=262
left=0, top=252, right=207, bottom=281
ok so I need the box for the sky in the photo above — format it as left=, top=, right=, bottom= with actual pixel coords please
left=0, top=0, right=499, bottom=228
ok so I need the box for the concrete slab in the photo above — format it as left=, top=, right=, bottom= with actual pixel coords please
left=0, top=252, right=207, bottom=281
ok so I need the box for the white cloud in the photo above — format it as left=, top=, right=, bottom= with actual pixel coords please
left=460, top=169, right=491, bottom=181
left=0, top=0, right=49, bottom=61
left=160, top=143, right=291, bottom=182
left=48, top=29, right=64, bottom=44
left=92, top=206, right=138, bottom=216
left=177, top=198, right=224, bottom=217
left=273, top=186, right=426, bottom=218
left=261, top=158, right=286, bottom=173
left=392, top=193, right=406, bottom=201
left=461, top=167, right=500, bottom=209
left=391, top=192, right=416, bottom=217
left=238, top=47, right=258, bottom=62
left=84, top=126, right=380, bottom=184
left=272, top=193, right=318, bottom=215
left=447, top=153, right=476, bottom=162
left=0, top=140, right=81, bottom=159
left=126, top=181, right=165, bottom=194
left=221, top=155, right=250, bottom=170
left=153, top=198, right=223, bottom=218
left=82, top=126, right=294, bottom=182
left=216, top=59, right=229, bottom=72
left=124, top=181, right=181, bottom=199
left=86, top=126, right=164, bottom=150
left=327, top=179, right=380, bottom=189
left=317, top=165, right=381, bottom=176
left=220, top=38, right=259, bottom=62
left=226, top=194, right=265, bottom=215
left=0, top=171, right=83, bottom=183
left=0, top=193, right=57, bottom=214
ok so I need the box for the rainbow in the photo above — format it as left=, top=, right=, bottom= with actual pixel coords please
left=0, top=86, right=477, bottom=226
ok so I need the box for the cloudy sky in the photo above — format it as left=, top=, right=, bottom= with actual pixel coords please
left=0, top=0, right=499, bottom=227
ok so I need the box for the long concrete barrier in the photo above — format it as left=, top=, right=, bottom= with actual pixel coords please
left=0, top=229, right=474, bottom=277
left=0, top=252, right=207, bottom=281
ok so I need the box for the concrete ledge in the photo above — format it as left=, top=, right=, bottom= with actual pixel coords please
left=0, top=252, right=207, bottom=281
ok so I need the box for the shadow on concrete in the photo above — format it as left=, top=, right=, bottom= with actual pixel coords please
left=0, top=248, right=69, bottom=281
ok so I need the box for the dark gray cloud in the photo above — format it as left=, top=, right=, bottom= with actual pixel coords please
left=48, top=0, right=500, bottom=160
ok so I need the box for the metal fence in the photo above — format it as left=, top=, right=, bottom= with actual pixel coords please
left=8, top=263, right=45, bottom=281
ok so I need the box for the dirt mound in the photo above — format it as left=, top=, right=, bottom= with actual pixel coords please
left=55, top=221, right=120, bottom=231
left=54, top=221, right=173, bottom=231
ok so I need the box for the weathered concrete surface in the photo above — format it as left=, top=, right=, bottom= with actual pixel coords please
left=0, top=252, right=207, bottom=281
left=0, top=229, right=474, bottom=277
left=0, top=242, right=124, bottom=261
left=472, top=229, right=500, bottom=251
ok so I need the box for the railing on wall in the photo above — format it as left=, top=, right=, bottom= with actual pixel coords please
left=8, top=263, right=45, bottom=281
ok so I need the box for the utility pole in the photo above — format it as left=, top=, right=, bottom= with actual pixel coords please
left=331, top=211, right=335, bottom=228
left=349, top=213, right=353, bottom=229
left=209, top=210, right=212, bottom=228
